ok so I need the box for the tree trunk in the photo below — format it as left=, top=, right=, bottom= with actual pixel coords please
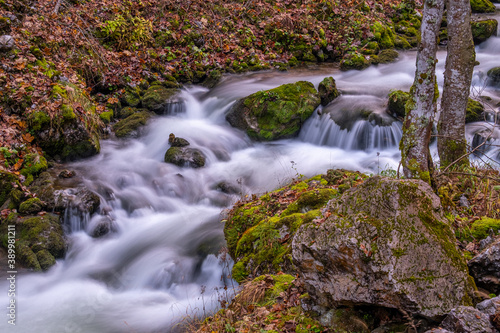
left=400, top=0, right=445, bottom=183
left=437, top=0, right=475, bottom=169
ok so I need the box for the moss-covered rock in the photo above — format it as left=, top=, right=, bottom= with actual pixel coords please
left=0, top=15, right=11, bottom=34
left=471, top=0, right=496, bottom=13
left=466, top=98, right=485, bottom=123
left=116, top=106, right=139, bottom=119
left=113, top=111, right=154, bottom=138
left=318, top=76, right=340, bottom=106
left=340, top=52, right=370, bottom=71
left=19, top=197, right=43, bottom=214
left=9, top=213, right=66, bottom=271
left=487, top=66, right=500, bottom=86
left=375, top=49, right=399, bottom=64
left=387, top=90, right=409, bottom=118
left=28, top=81, right=101, bottom=161
left=120, top=86, right=141, bottom=108
left=371, top=21, right=395, bottom=49
left=19, top=152, right=47, bottom=178
left=141, top=85, right=180, bottom=114
left=471, top=217, right=500, bottom=240
left=0, top=171, right=21, bottom=207
left=99, top=111, right=113, bottom=124
left=225, top=81, right=320, bottom=141
left=164, top=146, right=206, bottom=168
left=292, top=176, right=476, bottom=320
left=471, top=19, right=498, bottom=44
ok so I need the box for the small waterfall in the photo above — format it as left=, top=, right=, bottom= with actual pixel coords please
left=300, top=95, right=403, bottom=151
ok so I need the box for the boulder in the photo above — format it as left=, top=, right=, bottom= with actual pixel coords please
left=318, top=77, right=340, bottom=106
left=466, top=99, right=485, bottom=123
left=441, top=306, right=495, bottom=333
left=340, top=52, right=370, bottom=71
left=373, top=49, right=399, bottom=64
left=113, top=111, right=154, bottom=138
left=142, top=85, right=181, bottom=114
left=14, top=213, right=66, bottom=271
left=164, top=146, right=206, bottom=168
left=387, top=90, right=409, bottom=118
left=28, top=82, right=101, bottom=161
left=292, top=176, right=476, bottom=320
left=469, top=238, right=500, bottom=294
left=0, top=34, right=14, bottom=52
left=226, top=81, right=320, bottom=141
left=476, top=296, right=500, bottom=317
left=471, top=19, right=498, bottom=44
left=488, top=67, right=500, bottom=86
left=471, top=0, right=496, bottom=13
left=19, top=197, right=43, bottom=214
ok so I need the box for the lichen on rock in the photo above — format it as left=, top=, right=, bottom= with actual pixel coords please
left=292, top=176, right=476, bottom=319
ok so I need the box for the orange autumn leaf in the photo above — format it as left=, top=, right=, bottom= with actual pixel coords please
left=22, top=133, right=35, bottom=143
left=13, top=159, right=23, bottom=171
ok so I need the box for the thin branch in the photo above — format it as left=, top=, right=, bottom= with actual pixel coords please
left=54, top=0, right=63, bottom=14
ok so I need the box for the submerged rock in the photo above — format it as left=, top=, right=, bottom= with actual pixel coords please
left=469, top=237, right=500, bottom=294
left=488, top=67, right=500, bottom=86
left=113, top=111, right=154, bottom=138
left=226, top=81, right=320, bottom=141
left=387, top=89, right=409, bottom=118
left=164, top=146, right=206, bottom=168
left=471, top=0, right=496, bottom=13
left=318, top=76, right=340, bottom=106
left=292, top=176, right=476, bottom=319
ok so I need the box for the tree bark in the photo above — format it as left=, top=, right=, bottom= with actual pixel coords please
left=437, top=0, right=475, bottom=169
left=400, top=0, right=445, bottom=183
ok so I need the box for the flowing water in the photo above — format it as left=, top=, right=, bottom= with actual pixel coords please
left=3, top=18, right=500, bottom=333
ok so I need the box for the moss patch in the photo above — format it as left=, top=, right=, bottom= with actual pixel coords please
left=113, top=111, right=154, bottom=137
left=471, top=217, right=500, bottom=240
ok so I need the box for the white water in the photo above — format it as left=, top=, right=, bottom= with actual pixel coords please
left=3, top=21, right=500, bottom=333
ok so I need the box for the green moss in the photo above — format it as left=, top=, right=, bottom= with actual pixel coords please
left=99, top=111, right=113, bottom=124
left=36, top=249, right=56, bottom=271
left=20, top=153, right=47, bottom=178
left=340, top=52, right=370, bottom=71
left=281, top=189, right=337, bottom=216
left=113, top=111, right=153, bottom=137
left=466, top=98, right=484, bottom=123
left=394, top=35, right=413, bottom=49
left=61, top=104, right=76, bottom=121
left=387, top=90, right=409, bottom=118
left=142, top=85, right=179, bottom=112
left=471, top=0, right=496, bottom=13
left=376, top=49, right=399, bottom=64
left=471, top=19, right=498, bottom=44
left=231, top=261, right=249, bottom=282
left=487, top=67, right=500, bottom=86
left=471, top=217, right=500, bottom=240
left=19, top=198, right=43, bottom=214
left=0, top=171, right=20, bottom=207
left=29, top=110, right=51, bottom=131
left=371, top=21, right=395, bottom=49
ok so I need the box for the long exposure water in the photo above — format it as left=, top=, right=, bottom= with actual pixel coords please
left=2, top=15, right=500, bottom=333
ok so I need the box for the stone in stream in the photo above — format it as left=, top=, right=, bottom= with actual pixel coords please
left=318, top=76, right=340, bottom=106
left=164, top=136, right=206, bottom=168
left=225, top=81, right=320, bottom=141
left=292, top=176, right=476, bottom=320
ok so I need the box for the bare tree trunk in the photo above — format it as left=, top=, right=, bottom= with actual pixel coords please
left=437, top=0, right=475, bottom=169
left=400, top=0, right=445, bottom=183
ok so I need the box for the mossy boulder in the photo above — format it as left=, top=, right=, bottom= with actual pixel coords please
left=468, top=238, right=500, bottom=294
left=340, top=52, right=370, bottom=71
left=0, top=15, right=11, bottom=34
left=120, top=86, right=141, bottom=108
left=374, top=49, right=399, bottom=64
left=141, top=85, right=180, bottom=114
left=371, top=21, right=395, bottom=49
left=387, top=90, right=410, bottom=118
left=0, top=171, right=21, bottom=207
left=19, top=197, right=43, bottom=214
left=318, top=76, right=340, bottom=106
left=116, top=106, right=139, bottom=119
left=224, top=172, right=366, bottom=283
left=13, top=214, right=66, bottom=271
left=466, top=98, right=485, bottom=123
left=28, top=82, right=101, bottom=161
left=471, top=0, right=496, bottom=13
left=471, top=19, right=498, bottom=44
left=19, top=152, right=47, bottom=178
left=164, top=146, right=206, bottom=168
left=225, top=81, right=320, bottom=141
left=487, top=66, right=500, bottom=86
left=292, top=176, right=476, bottom=320
left=113, top=111, right=154, bottom=138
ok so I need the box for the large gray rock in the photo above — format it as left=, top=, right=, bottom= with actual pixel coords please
left=164, top=146, right=206, bottom=168
left=141, top=85, right=181, bottom=114
left=292, top=176, right=476, bottom=320
left=476, top=296, right=500, bottom=317
left=225, top=81, right=320, bottom=141
left=441, top=306, right=495, bottom=333
left=469, top=238, right=500, bottom=294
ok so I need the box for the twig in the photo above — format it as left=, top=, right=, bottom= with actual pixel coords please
left=54, top=0, right=63, bottom=14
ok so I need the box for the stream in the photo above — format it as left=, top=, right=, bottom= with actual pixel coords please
left=3, top=15, right=500, bottom=333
